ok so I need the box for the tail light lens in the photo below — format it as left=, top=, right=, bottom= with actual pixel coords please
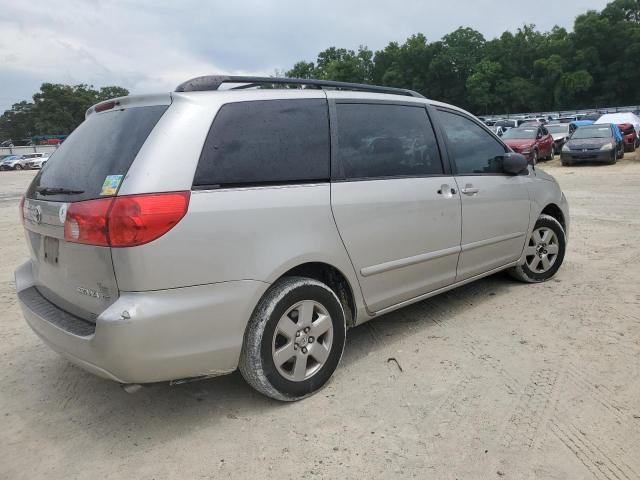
left=64, top=192, right=190, bottom=247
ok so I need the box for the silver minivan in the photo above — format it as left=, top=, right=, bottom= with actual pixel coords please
left=16, top=76, right=569, bottom=401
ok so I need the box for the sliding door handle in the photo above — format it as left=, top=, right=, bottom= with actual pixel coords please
left=461, top=185, right=479, bottom=195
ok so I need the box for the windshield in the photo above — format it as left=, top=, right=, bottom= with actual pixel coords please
left=502, top=128, right=537, bottom=139
left=546, top=125, right=568, bottom=134
left=26, top=105, right=168, bottom=202
left=571, top=126, right=612, bottom=139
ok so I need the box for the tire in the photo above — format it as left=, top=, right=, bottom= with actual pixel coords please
left=239, top=276, right=346, bottom=401
left=546, top=146, right=553, bottom=160
left=14, top=164, right=22, bottom=170
left=531, top=150, right=538, bottom=165
left=508, top=214, right=566, bottom=283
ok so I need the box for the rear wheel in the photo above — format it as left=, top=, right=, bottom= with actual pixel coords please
left=14, top=164, right=22, bottom=171
left=239, top=276, right=346, bottom=401
left=509, top=214, right=566, bottom=283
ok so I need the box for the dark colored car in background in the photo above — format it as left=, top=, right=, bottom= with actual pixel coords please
left=618, top=123, right=638, bottom=152
left=561, top=124, right=623, bottom=165
left=501, top=125, right=554, bottom=164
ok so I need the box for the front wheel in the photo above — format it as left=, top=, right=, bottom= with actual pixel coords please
left=239, top=276, right=346, bottom=401
left=14, top=164, right=22, bottom=170
left=531, top=150, right=538, bottom=165
left=509, top=214, right=566, bottom=283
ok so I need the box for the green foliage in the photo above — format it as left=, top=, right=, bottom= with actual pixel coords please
left=286, top=0, right=640, bottom=113
left=0, top=83, right=129, bottom=140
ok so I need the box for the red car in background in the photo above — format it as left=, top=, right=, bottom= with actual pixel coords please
left=501, top=125, right=555, bottom=164
left=618, top=123, right=638, bottom=152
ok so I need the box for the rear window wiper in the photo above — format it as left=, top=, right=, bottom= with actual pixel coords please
left=36, top=187, right=85, bottom=196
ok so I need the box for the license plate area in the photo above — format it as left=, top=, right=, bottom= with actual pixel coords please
left=43, top=236, right=59, bottom=265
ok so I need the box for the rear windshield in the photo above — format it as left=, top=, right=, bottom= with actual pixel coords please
left=571, top=126, right=611, bottom=139
left=502, top=128, right=537, bottom=139
left=26, top=105, right=168, bottom=202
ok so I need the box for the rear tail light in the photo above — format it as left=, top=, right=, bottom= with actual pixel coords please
left=64, top=192, right=190, bottom=247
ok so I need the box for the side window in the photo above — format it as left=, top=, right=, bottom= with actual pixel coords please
left=437, top=110, right=507, bottom=175
left=335, top=103, right=443, bottom=179
left=193, top=99, right=329, bottom=188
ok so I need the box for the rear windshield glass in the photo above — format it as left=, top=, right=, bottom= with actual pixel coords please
left=26, top=105, right=168, bottom=202
left=502, top=128, right=538, bottom=139
left=571, top=126, right=611, bottom=139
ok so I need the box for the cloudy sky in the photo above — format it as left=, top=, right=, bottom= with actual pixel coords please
left=0, top=0, right=610, bottom=112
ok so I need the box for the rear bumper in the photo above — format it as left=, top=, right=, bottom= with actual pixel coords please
left=15, top=261, right=269, bottom=384
left=561, top=150, right=615, bottom=163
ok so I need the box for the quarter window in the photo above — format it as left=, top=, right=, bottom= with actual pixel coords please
left=194, top=99, right=330, bottom=188
left=335, top=104, right=443, bottom=179
left=437, top=110, right=507, bottom=174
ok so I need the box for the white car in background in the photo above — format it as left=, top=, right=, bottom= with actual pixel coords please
left=24, top=153, right=50, bottom=169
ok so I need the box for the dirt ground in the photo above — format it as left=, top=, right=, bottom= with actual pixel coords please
left=0, top=154, right=639, bottom=480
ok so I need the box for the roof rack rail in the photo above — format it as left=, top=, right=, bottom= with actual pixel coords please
left=175, top=75, right=425, bottom=98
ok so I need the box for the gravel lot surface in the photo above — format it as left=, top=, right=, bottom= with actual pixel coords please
left=1, top=155, right=639, bottom=479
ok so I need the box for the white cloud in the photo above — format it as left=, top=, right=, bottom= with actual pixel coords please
left=0, top=0, right=610, bottom=112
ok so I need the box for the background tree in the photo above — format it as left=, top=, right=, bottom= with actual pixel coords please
left=284, top=0, right=640, bottom=114
left=0, top=83, right=128, bottom=141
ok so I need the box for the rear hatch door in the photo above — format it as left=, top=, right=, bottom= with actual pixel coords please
left=22, top=97, right=170, bottom=321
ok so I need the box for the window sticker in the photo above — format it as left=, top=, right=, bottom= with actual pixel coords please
left=100, top=175, right=124, bottom=196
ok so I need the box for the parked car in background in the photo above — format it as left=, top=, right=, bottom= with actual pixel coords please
left=561, top=124, right=623, bottom=165
left=1, top=139, right=33, bottom=147
left=25, top=154, right=50, bottom=169
left=618, top=123, right=639, bottom=151
left=596, top=112, right=640, bottom=137
left=524, top=116, right=547, bottom=124
left=0, top=155, right=29, bottom=170
left=492, top=125, right=507, bottom=137
left=546, top=124, right=571, bottom=154
left=581, top=113, right=602, bottom=121
left=494, top=119, right=518, bottom=130
left=14, top=76, right=569, bottom=401
left=558, top=116, right=578, bottom=124
left=520, top=120, right=544, bottom=127
left=571, top=120, right=595, bottom=128
left=501, top=125, right=554, bottom=164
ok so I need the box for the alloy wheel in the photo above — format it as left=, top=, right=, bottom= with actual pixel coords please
left=524, top=227, right=559, bottom=273
left=271, top=300, right=334, bottom=381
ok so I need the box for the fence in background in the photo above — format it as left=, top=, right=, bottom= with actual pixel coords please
left=0, top=145, right=58, bottom=156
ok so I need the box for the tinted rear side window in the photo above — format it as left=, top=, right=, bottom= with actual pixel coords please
left=27, top=105, right=168, bottom=202
left=335, top=103, right=442, bottom=180
left=193, top=99, right=330, bottom=188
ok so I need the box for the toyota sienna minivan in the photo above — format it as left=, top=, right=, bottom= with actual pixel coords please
left=16, top=76, right=569, bottom=401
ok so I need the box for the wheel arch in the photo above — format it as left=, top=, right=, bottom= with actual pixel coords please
left=540, top=203, right=566, bottom=231
left=276, top=262, right=357, bottom=327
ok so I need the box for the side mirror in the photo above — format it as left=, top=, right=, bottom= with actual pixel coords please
left=503, top=152, right=529, bottom=174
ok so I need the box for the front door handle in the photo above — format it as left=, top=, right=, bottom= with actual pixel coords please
left=461, top=184, right=480, bottom=195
